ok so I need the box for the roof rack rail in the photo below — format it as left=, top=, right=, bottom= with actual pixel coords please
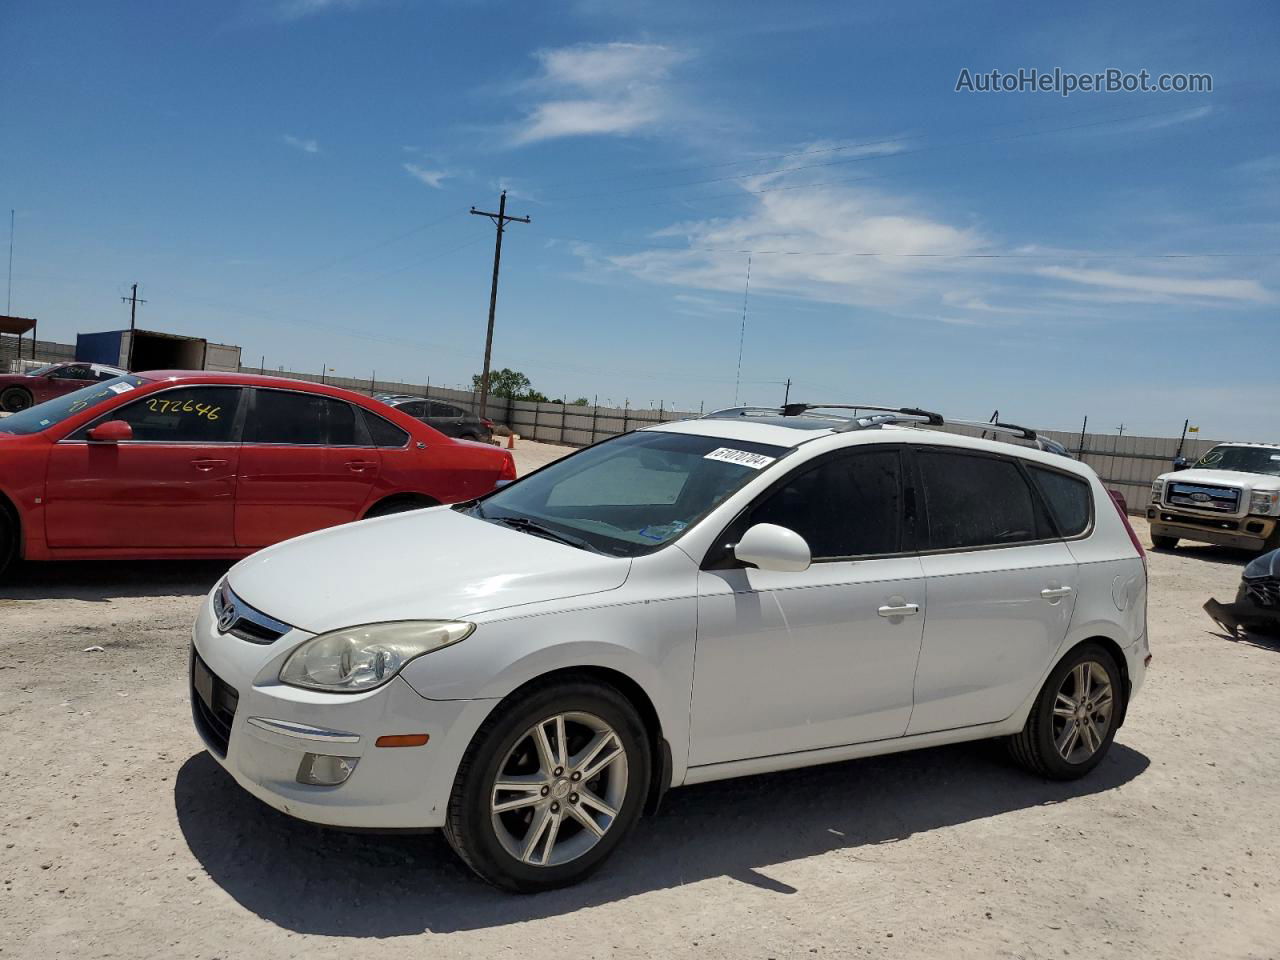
left=701, top=406, right=789, bottom=419
left=781, top=402, right=945, bottom=426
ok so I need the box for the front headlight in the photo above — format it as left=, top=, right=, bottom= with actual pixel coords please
left=1250, top=490, right=1280, bottom=516
left=1151, top=479, right=1164, bottom=503
left=279, top=621, right=474, bottom=693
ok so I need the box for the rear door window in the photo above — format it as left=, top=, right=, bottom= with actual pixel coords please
left=247, top=390, right=365, bottom=445
left=1028, top=466, right=1092, bottom=537
left=917, top=449, right=1052, bottom=550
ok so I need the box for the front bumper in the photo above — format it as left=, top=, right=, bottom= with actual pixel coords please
left=1147, top=507, right=1275, bottom=551
left=1204, top=585, right=1280, bottom=638
left=190, top=591, right=498, bottom=829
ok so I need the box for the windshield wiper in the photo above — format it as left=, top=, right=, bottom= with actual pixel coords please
left=487, top=516, right=599, bottom=553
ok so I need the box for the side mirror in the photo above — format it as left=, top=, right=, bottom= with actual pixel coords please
left=1172, top=457, right=1189, bottom=472
left=733, top=523, right=811, bottom=572
left=87, top=420, right=133, bottom=443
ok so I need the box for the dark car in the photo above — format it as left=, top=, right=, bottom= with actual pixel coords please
left=1204, top=549, right=1280, bottom=637
left=374, top=394, right=494, bottom=442
left=0, top=362, right=129, bottom=412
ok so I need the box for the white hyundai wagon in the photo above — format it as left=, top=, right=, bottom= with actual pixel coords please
left=190, top=404, right=1150, bottom=891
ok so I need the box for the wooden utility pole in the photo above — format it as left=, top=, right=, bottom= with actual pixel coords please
left=470, top=191, right=530, bottom=419
left=121, top=283, right=146, bottom=371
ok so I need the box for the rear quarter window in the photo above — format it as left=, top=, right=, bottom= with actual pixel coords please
left=1028, top=466, right=1092, bottom=537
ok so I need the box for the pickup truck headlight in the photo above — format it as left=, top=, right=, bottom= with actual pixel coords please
left=1151, top=479, right=1164, bottom=503
left=1249, top=490, right=1280, bottom=516
left=280, top=621, right=474, bottom=693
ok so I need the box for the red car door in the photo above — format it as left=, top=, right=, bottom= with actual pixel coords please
left=44, top=385, right=245, bottom=549
left=235, top=388, right=381, bottom=548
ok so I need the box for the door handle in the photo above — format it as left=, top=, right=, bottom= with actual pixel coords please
left=878, top=603, right=920, bottom=618
left=345, top=460, right=376, bottom=472
left=191, top=459, right=228, bottom=472
left=1040, top=586, right=1074, bottom=601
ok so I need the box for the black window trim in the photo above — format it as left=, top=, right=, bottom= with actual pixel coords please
left=60, top=384, right=249, bottom=445
left=701, top=443, right=916, bottom=569
left=909, top=443, right=1070, bottom=557
left=243, top=386, right=376, bottom=449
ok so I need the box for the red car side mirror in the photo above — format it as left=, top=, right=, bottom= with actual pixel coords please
left=87, top=420, right=133, bottom=443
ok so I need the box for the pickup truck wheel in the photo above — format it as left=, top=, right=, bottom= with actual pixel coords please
left=444, top=679, right=650, bottom=892
left=1150, top=534, right=1178, bottom=550
left=0, top=387, right=33, bottom=412
left=1008, top=643, right=1122, bottom=781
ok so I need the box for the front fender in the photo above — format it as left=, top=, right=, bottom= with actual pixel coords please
left=398, top=596, right=697, bottom=784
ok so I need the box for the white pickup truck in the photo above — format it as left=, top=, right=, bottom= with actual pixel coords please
left=1148, top=442, right=1280, bottom=552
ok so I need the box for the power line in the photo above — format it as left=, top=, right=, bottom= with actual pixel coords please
left=546, top=102, right=1264, bottom=206
left=532, top=94, right=1243, bottom=194
left=470, top=190, right=531, bottom=419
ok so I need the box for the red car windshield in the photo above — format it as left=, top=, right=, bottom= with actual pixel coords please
left=0, top=375, right=150, bottom=436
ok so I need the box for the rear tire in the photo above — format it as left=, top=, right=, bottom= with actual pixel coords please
left=0, top=508, right=16, bottom=580
left=1008, top=643, right=1122, bottom=780
left=444, top=678, right=651, bottom=892
left=0, top=387, right=32, bottom=413
left=1151, top=534, right=1178, bottom=550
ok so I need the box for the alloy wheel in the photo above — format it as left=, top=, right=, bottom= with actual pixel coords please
left=1051, top=661, right=1115, bottom=764
left=489, top=711, right=629, bottom=867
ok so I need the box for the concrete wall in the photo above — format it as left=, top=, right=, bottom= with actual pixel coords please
left=0, top=335, right=1235, bottom=513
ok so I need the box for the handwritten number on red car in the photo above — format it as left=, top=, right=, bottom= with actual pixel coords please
left=145, top=397, right=221, bottom=420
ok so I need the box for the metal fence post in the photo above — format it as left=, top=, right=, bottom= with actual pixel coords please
left=590, top=395, right=598, bottom=444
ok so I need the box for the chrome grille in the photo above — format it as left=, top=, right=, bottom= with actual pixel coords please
left=1166, top=482, right=1241, bottom=513
left=213, top=580, right=293, bottom=645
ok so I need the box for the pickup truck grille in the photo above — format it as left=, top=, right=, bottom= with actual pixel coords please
left=1166, top=482, right=1241, bottom=513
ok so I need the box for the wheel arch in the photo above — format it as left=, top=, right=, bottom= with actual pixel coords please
left=478, top=665, right=673, bottom=816
left=0, top=488, right=21, bottom=563
left=1055, top=634, right=1132, bottom=729
left=361, top=492, right=441, bottom=519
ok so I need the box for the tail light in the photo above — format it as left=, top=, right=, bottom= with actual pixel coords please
left=498, top=453, right=516, bottom=484
left=1109, top=490, right=1146, bottom=571
left=482, top=418, right=495, bottom=430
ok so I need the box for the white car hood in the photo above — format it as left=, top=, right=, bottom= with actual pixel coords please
left=227, top=507, right=632, bottom=634
left=1165, top=468, right=1280, bottom=491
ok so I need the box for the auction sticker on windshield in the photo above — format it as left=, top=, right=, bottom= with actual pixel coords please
left=704, top=447, right=777, bottom=470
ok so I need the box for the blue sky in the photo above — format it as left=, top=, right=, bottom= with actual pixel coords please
left=3, top=0, right=1278, bottom=437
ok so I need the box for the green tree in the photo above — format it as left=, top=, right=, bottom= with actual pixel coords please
left=572, top=397, right=590, bottom=406
left=471, top=368, right=531, bottom=400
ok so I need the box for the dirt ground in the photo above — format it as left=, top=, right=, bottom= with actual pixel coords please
left=2, top=440, right=1277, bottom=960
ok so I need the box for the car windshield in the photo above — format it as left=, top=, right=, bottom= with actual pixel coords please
left=1195, top=445, right=1280, bottom=477
left=0, top=375, right=149, bottom=435
left=24, top=363, right=61, bottom=377
left=459, top=430, right=790, bottom=558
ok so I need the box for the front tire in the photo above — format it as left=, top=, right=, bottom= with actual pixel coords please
left=444, top=679, right=651, bottom=892
left=0, top=387, right=32, bottom=413
left=1008, top=643, right=1122, bottom=780
left=1151, top=534, right=1178, bottom=550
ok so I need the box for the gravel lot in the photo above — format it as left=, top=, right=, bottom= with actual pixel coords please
left=2, top=439, right=1277, bottom=959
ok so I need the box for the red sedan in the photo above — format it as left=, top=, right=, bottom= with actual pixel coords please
left=0, top=361, right=129, bottom=412
left=0, top=371, right=516, bottom=576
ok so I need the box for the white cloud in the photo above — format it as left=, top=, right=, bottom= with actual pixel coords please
left=584, top=160, right=1273, bottom=320
left=1036, top=265, right=1272, bottom=304
left=511, top=42, right=689, bottom=145
left=403, top=163, right=450, bottom=189
left=271, top=0, right=372, bottom=21
left=282, top=134, right=320, bottom=154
